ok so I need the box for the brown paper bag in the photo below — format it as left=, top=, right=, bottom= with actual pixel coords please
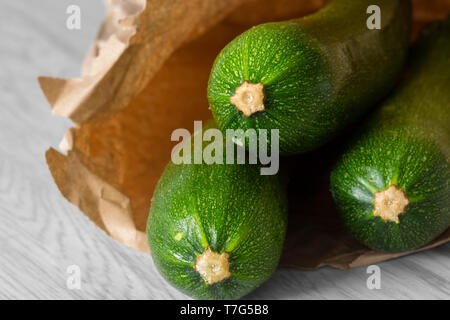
left=40, top=0, right=450, bottom=269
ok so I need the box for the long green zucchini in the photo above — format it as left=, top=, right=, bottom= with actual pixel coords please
left=330, top=18, right=450, bottom=252
left=207, top=0, right=411, bottom=155
left=147, top=122, right=288, bottom=299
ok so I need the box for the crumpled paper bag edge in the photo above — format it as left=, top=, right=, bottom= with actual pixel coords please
left=46, top=147, right=150, bottom=253
left=38, top=0, right=246, bottom=125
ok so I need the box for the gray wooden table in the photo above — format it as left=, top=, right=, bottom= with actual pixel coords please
left=0, top=0, right=449, bottom=300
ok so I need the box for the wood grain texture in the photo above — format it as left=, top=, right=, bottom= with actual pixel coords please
left=0, top=0, right=448, bottom=300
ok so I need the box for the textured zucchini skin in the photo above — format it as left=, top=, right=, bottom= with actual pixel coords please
left=330, top=18, right=450, bottom=252
left=207, top=0, right=411, bottom=155
left=147, top=124, right=288, bottom=299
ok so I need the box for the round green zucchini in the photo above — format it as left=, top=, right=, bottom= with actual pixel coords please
left=147, top=124, right=288, bottom=299
left=207, top=0, right=411, bottom=155
left=330, top=18, right=450, bottom=252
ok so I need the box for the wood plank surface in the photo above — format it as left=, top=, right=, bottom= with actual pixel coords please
left=0, top=0, right=448, bottom=299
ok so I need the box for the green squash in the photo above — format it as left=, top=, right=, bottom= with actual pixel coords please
left=207, top=0, right=411, bottom=155
left=147, top=123, right=288, bottom=299
left=330, top=18, right=450, bottom=252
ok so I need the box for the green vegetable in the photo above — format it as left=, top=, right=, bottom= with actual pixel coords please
left=330, top=18, right=450, bottom=252
left=207, top=0, right=411, bottom=155
left=147, top=123, right=288, bottom=299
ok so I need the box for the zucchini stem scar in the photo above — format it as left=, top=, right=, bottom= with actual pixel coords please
left=230, top=81, right=265, bottom=117
left=374, top=185, right=410, bottom=224
left=194, top=247, right=231, bottom=285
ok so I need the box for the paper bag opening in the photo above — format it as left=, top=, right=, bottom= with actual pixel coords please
left=42, top=0, right=450, bottom=269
